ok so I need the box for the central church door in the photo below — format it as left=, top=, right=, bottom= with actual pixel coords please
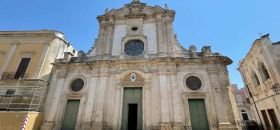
left=121, top=88, right=142, bottom=130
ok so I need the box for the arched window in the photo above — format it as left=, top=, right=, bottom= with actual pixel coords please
left=252, top=72, right=260, bottom=87
left=261, top=63, right=270, bottom=80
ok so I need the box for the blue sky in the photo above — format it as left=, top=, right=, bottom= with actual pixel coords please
left=1, top=0, right=280, bottom=88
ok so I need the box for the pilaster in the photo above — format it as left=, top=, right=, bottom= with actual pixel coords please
left=92, top=74, right=108, bottom=129
left=104, top=19, right=114, bottom=56
left=158, top=64, right=171, bottom=123
left=81, top=76, right=98, bottom=129
left=208, top=67, right=232, bottom=129
left=41, top=69, right=67, bottom=130
left=170, top=72, right=183, bottom=123
left=33, top=43, right=50, bottom=79
left=0, top=43, right=18, bottom=75
left=165, top=16, right=174, bottom=54
left=156, top=15, right=166, bottom=55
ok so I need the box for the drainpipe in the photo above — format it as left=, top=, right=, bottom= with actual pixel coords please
left=245, top=85, right=264, bottom=130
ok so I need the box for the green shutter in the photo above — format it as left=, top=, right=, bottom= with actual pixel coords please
left=61, top=100, right=80, bottom=130
left=189, top=99, right=209, bottom=130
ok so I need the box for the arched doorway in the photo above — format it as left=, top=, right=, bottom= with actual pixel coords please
left=241, top=109, right=249, bottom=121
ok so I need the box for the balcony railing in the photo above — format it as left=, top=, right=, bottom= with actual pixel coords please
left=0, top=72, right=28, bottom=80
left=0, top=79, right=47, bottom=112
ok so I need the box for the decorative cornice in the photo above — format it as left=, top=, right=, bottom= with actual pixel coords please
left=54, top=56, right=232, bottom=68
left=0, top=30, right=62, bottom=38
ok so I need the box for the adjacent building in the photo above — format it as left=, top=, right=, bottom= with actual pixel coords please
left=0, top=30, right=77, bottom=129
left=41, top=0, right=239, bottom=130
left=228, top=84, right=253, bottom=122
left=239, top=34, right=280, bottom=130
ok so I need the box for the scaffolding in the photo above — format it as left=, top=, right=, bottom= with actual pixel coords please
left=0, top=78, right=48, bottom=112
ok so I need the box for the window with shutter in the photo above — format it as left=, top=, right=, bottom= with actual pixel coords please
left=14, top=58, right=31, bottom=79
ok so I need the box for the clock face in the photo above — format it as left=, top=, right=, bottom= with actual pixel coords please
left=124, top=40, right=144, bottom=56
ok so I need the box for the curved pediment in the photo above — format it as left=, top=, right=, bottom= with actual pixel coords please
left=97, top=2, right=175, bottom=21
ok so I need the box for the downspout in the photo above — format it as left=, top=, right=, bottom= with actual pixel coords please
left=245, top=85, right=264, bottom=130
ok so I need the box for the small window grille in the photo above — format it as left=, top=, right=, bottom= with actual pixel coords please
left=5, top=89, right=15, bottom=97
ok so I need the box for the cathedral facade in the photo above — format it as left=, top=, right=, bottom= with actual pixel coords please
left=41, top=1, right=239, bottom=130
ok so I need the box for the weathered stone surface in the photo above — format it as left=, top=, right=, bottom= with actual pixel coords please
left=239, top=34, right=280, bottom=130
left=41, top=1, right=239, bottom=130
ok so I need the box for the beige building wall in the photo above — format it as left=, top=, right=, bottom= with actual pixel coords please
left=0, top=30, right=77, bottom=80
left=239, top=34, right=280, bottom=130
left=0, top=30, right=77, bottom=128
left=0, top=112, right=43, bottom=130
left=228, top=84, right=253, bottom=124
left=0, top=44, right=11, bottom=70
left=5, top=43, right=44, bottom=78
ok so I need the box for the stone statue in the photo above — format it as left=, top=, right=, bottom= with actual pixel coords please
left=189, top=45, right=197, bottom=57
left=104, top=8, right=108, bottom=13
left=201, top=46, right=212, bottom=57
left=132, top=0, right=140, bottom=3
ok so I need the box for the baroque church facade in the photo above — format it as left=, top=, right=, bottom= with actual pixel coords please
left=41, top=0, right=239, bottom=130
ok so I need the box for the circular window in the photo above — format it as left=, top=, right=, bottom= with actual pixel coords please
left=131, top=27, right=138, bottom=31
left=186, top=76, right=202, bottom=90
left=70, top=78, right=84, bottom=92
left=124, top=40, right=144, bottom=56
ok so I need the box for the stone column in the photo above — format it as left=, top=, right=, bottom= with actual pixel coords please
left=95, top=20, right=106, bottom=56
left=165, top=16, right=174, bottom=54
left=144, top=80, right=152, bottom=129
left=170, top=72, right=183, bottom=128
left=103, top=75, right=114, bottom=129
left=92, top=68, right=108, bottom=129
left=81, top=76, right=98, bottom=129
left=158, top=63, right=172, bottom=129
left=0, top=43, right=17, bottom=75
left=104, top=19, right=114, bottom=56
left=112, top=79, right=122, bottom=130
left=208, top=68, right=232, bottom=129
left=156, top=15, right=166, bottom=55
left=41, top=69, right=67, bottom=130
left=33, top=43, right=50, bottom=79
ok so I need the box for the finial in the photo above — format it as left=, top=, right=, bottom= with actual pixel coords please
left=104, top=8, right=108, bottom=13
left=164, top=4, right=169, bottom=9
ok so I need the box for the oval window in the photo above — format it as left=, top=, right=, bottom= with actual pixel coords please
left=186, top=76, right=202, bottom=90
left=70, top=78, right=84, bottom=92
left=124, top=40, right=144, bottom=56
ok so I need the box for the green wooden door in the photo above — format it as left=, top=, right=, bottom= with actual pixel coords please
left=189, top=99, right=209, bottom=130
left=61, top=100, right=80, bottom=130
left=121, top=88, right=142, bottom=130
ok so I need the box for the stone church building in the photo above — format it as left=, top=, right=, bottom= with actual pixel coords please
left=41, top=0, right=239, bottom=130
